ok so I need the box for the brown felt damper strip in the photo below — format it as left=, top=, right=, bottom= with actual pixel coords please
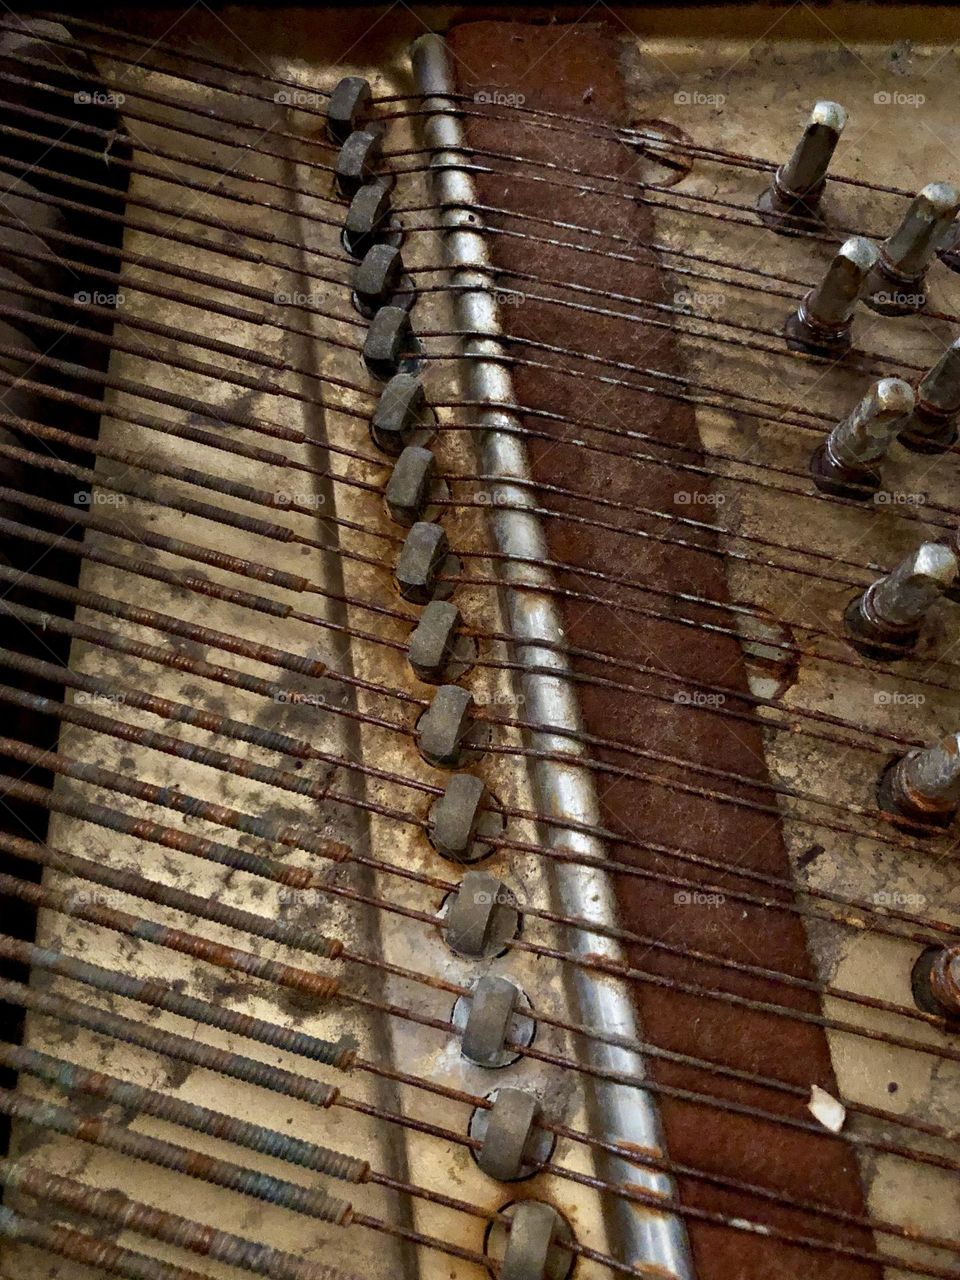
left=448, top=19, right=881, bottom=1280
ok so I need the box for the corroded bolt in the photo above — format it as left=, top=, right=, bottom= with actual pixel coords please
left=363, top=305, right=416, bottom=381
left=409, top=599, right=460, bottom=682
left=370, top=372, right=429, bottom=455
left=810, top=377, right=914, bottom=498
left=785, top=237, right=879, bottom=357
left=936, top=217, right=960, bottom=272
left=911, top=944, right=960, bottom=1017
left=335, top=129, right=383, bottom=199
left=394, top=521, right=448, bottom=603
left=444, top=870, right=518, bottom=959
left=428, top=772, right=489, bottom=860
left=845, top=543, right=957, bottom=658
left=899, top=338, right=960, bottom=453
left=384, top=445, right=434, bottom=525
left=326, top=76, right=372, bottom=143
left=866, top=182, right=960, bottom=314
left=354, top=243, right=412, bottom=317
left=417, top=684, right=475, bottom=768
left=342, top=181, right=393, bottom=259
left=757, top=101, right=846, bottom=233
left=879, top=733, right=960, bottom=825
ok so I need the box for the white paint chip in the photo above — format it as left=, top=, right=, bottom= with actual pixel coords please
left=809, top=1084, right=846, bottom=1132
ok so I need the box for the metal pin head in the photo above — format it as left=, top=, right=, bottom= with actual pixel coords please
left=353, top=243, right=414, bottom=319
left=810, top=376, right=914, bottom=497
left=758, top=101, right=846, bottom=233
left=342, top=181, right=396, bottom=260
left=879, top=732, right=960, bottom=827
left=866, top=181, right=960, bottom=313
left=363, top=306, right=419, bottom=381
left=326, top=76, right=372, bottom=143
left=912, top=944, right=960, bottom=1017
left=334, top=130, right=383, bottom=199
left=899, top=337, right=960, bottom=453
left=845, top=542, right=957, bottom=657
left=785, top=236, right=879, bottom=356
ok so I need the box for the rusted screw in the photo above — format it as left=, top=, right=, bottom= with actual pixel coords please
left=784, top=236, right=878, bottom=357
left=878, top=732, right=960, bottom=826
left=757, top=101, right=846, bottom=233
left=845, top=544, right=957, bottom=659
left=899, top=336, right=960, bottom=454
left=810, top=377, right=914, bottom=499
left=866, top=181, right=960, bottom=314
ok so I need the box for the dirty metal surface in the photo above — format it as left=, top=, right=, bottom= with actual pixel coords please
left=1, top=6, right=960, bottom=1280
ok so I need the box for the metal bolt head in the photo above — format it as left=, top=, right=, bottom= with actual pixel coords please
left=866, top=181, right=960, bottom=313
left=785, top=236, right=879, bottom=356
left=409, top=599, right=460, bottom=682
left=394, top=520, right=448, bottom=603
left=370, top=373, right=428, bottom=455
left=335, top=130, right=383, bottom=198
left=758, top=101, right=846, bottom=233
left=869, top=542, right=957, bottom=628
left=363, top=306, right=414, bottom=381
left=326, top=76, right=372, bottom=143
left=780, top=100, right=847, bottom=196
left=342, top=180, right=392, bottom=259
left=354, top=243, right=406, bottom=316
left=846, top=543, right=957, bottom=657
left=811, top=377, right=914, bottom=498
left=384, top=445, right=435, bottom=526
left=417, top=684, right=475, bottom=768
left=428, top=772, right=488, bottom=860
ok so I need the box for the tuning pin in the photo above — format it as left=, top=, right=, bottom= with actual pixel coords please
left=865, top=182, right=960, bottom=315
left=785, top=236, right=879, bottom=357
left=878, top=732, right=960, bottom=828
left=844, top=543, right=957, bottom=659
left=326, top=77, right=372, bottom=143
left=911, top=944, right=960, bottom=1018
left=936, top=218, right=960, bottom=272
left=757, top=101, right=846, bottom=234
left=810, top=377, right=914, bottom=498
left=897, top=337, right=960, bottom=454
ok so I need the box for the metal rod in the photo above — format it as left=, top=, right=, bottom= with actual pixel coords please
left=411, top=32, right=692, bottom=1279
left=0, top=1157, right=358, bottom=1280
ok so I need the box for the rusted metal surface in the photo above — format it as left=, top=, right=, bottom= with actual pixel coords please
left=0, top=9, right=957, bottom=1280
